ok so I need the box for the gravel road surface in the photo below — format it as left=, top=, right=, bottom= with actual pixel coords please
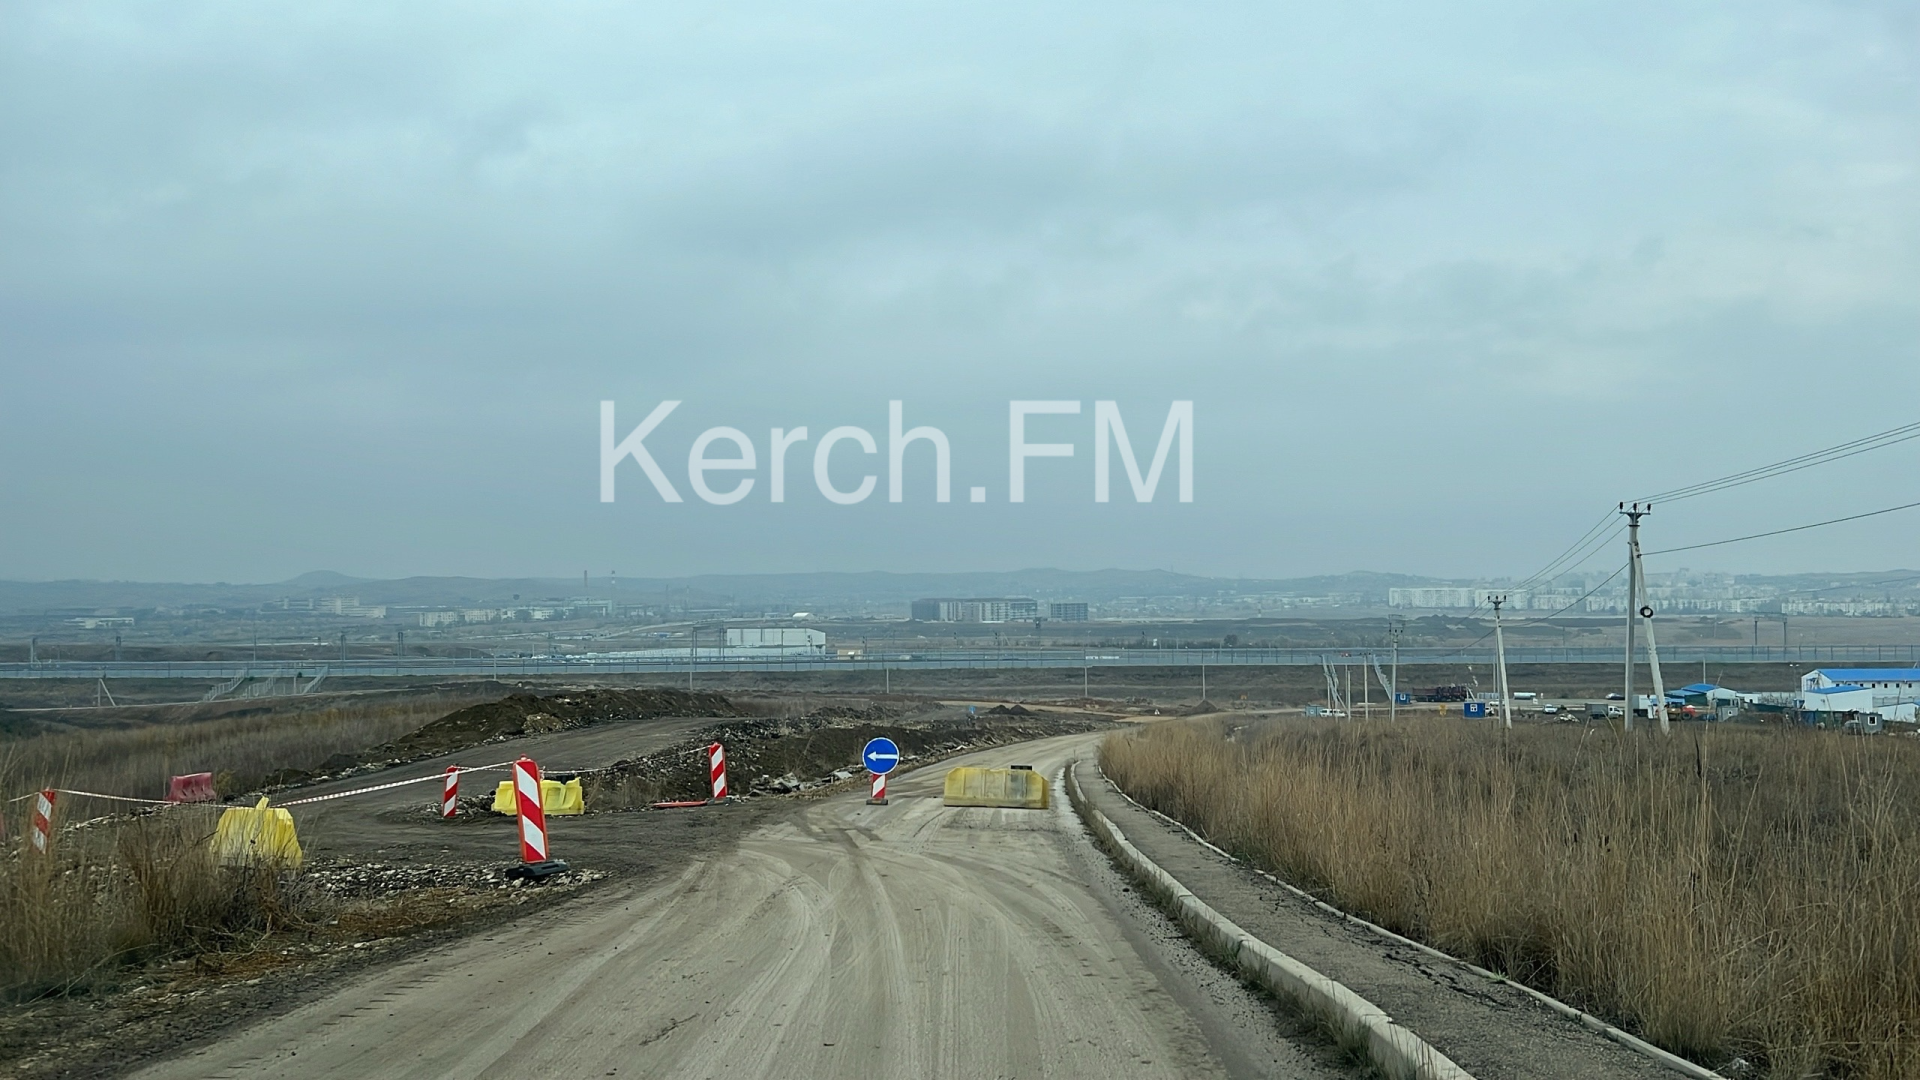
left=130, top=733, right=1363, bottom=1080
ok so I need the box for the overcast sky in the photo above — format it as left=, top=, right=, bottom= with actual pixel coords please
left=2, top=1, right=1915, bottom=584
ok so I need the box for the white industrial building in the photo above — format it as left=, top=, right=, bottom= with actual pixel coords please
left=1799, top=668, right=1920, bottom=724
left=726, top=628, right=826, bottom=651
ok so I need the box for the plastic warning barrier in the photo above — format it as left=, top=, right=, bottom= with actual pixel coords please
left=942, top=767, right=1050, bottom=809
left=167, top=772, right=217, bottom=803
left=491, top=779, right=585, bottom=816
left=210, top=797, right=304, bottom=869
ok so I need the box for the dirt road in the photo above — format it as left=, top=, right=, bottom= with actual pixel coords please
left=132, top=733, right=1360, bottom=1079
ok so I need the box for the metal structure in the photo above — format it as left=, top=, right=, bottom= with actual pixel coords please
left=6, top=642, right=1918, bottom=685
left=1620, top=503, right=1672, bottom=735
left=1490, top=595, right=1512, bottom=729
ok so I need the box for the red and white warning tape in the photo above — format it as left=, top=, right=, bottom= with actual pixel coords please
left=277, top=761, right=517, bottom=807
left=8, top=737, right=735, bottom=814
left=7, top=787, right=171, bottom=806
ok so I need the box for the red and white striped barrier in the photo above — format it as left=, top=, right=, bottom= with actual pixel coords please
left=868, top=772, right=888, bottom=805
left=708, top=742, right=729, bottom=801
left=30, top=790, right=55, bottom=854
left=442, top=766, right=459, bottom=819
left=513, top=758, right=548, bottom=863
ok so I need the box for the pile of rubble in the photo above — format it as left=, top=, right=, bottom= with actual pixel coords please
left=303, top=858, right=606, bottom=898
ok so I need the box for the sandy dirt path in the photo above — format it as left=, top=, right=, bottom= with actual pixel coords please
left=130, top=733, right=1360, bottom=1080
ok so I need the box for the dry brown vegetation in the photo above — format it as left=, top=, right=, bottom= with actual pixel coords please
left=0, top=691, right=490, bottom=1009
left=0, top=691, right=489, bottom=803
left=1102, top=716, right=1920, bottom=1079
left=0, top=808, right=307, bottom=1002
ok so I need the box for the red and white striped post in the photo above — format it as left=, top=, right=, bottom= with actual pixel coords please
left=708, top=742, right=729, bottom=801
left=29, top=790, right=55, bottom=854
left=868, top=772, right=888, bottom=805
left=512, top=758, right=548, bottom=863
left=441, top=766, right=459, bottom=819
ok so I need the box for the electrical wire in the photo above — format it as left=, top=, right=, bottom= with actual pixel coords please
left=1511, top=510, right=1620, bottom=592
left=1644, top=499, right=1920, bottom=557
left=1636, top=420, right=1920, bottom=505
left=1427, top=563, right=1630, bottom=658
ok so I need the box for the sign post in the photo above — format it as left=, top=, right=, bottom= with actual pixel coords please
left=862, top=737, right=900, bottom=805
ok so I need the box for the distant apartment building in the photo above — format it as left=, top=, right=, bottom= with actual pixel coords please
left=267, top=596, right=387, bottom=619
left=68, top=616, right=135, bottom=629
left=418, top=611, right=460, bottom=628
left=1047, top=602, right=1090, bottom=621
left=315, top=597, right=387, bottom=619
left=910, top=597, right=1041, bottom=623
left=1387, top=588, right=1529, bottom=610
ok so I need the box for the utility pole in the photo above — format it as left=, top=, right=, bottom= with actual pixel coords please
left=688, top=625, right=696, bottom=691
left=397, top=628, right=406, bottom=658
left=1621, top=503, right=1645, bottom=731
left=114, top=633, right=122, bottom=663
left=1201, top=660, right=1208, bottom=704
left=28, top=636, right=37, bottom=666
left=1388, top=616, right=1403, bottom=723
left=1491, top=595, right=1512, bottom=729
left=1621, top=502, right=1671, bottom=735
left=1083, top=653, right=1090, bottom=700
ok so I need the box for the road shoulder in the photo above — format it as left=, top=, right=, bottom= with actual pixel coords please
left=1074, top=762, right=1680, bottom=1080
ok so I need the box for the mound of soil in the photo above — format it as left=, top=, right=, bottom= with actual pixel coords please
left=573, top=704, right=1113, bottom=805
left=378, top=687, right=743, bottom=760
left=262, top=688, right=746, bottom=788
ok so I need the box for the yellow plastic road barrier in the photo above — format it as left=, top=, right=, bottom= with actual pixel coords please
left=492, top=778, right=585, bottom=816
left=210, top=797, right=304, bottom=869
left=942, top=766, right=1050, bottom=809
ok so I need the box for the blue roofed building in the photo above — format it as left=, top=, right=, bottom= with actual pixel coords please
left=1799, top=669, right=1920, bottom=724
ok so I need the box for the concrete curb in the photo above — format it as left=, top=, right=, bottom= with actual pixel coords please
left=1063, top=761, right=1473, bottom=1080
left=1094, top=766, right=1728, bottom=1080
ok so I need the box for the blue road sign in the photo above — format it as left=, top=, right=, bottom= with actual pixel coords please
left=1463, top=701, right=1488, bottom=718
left=1394, top=692, right=1412, bottom=706
left=862, top=737, right=901, bottom=775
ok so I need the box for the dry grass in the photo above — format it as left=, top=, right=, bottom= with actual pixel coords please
left=0, top=809, right=311, bottom=1002
left=0, top=691, right=489, bottom=803
left=1101, top=716, right=1920, bottom=1079
left=0, top=690, right=491, bottom=1004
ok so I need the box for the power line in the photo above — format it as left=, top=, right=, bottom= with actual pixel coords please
left=1637, top=420, right=1920, bottom=505
left=1511, top=510, right=1620, bottom=592
left=1645, top=498, right=1920, bottom=556
left=1427, top=563, right=1629, bottom=659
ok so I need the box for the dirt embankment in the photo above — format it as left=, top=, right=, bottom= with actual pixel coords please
left=569, top=701, right=1114, bottom=807
left=262, top=687, right=745, bottom=788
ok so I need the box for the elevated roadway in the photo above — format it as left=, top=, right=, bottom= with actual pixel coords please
left=4, top=643, right=1909, bottom=682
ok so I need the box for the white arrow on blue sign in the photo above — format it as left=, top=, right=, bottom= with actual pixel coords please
left=862, top=737, right=901, bottom=775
